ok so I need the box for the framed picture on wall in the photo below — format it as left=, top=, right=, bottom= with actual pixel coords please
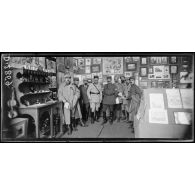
left=85, top=58, right=91, bottom=66
left=93, top=58, right=101, bottom=64
left=124, top=71, right=133, bottom=78
left=91, top=64, right=100, bottom=73
left=126, top=63, right=136, bottom=71
left=150, top=57, right=157, bottom=65
left=125, top=57, right=133, bottom=63
left=170, top=65, right=178, bottom=74
left=141, top=57, right=148, bottom=65
left=161, top=57, right=168, bottom=64
left=148, top=67, right=153, bottom=74
left=85, top=66, right=91, bottom=74
left=148, top=74, right=155, bottom=79
left=140, top=67, right=148, bottom=77
left=169, top=56, right=179, bottom=64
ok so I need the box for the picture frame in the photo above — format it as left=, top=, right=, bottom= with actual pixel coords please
left=181, top=64, right=189, bottom=71
left=91, top=64, right=100, bottom=73
left=148, top=67, right=153, bottom=74
left=148, top=74, right=155, bottom=79
left=126, top=63, right=136, bottom=71
left=170, top=65, right=178, bottom=74
left=150, top=57, right=157, bottom=65
left=182, top=56, right=191, bottom=64
left=124, top=71, right=133, bottom=78
left=141, top=57, right=148, bottom=65
left=85, top=66, right=91, bottom=74
left=125, top=57, right=133, bottom=63
left=85, top=58, right=91, bottom=66
left=169, top=56, right=179, bottom=64
left=140, top=67, right=148, bottom=77
left=161, top=57, right=168, bottom=64
left=93, top=58, right=101, bottom=65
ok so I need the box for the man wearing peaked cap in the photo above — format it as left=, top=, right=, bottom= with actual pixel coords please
left=101, top=75, right=118, bottom=125
left=58, top=74, right=77, bottom=135
left=87, top=75, right=102, bottom=123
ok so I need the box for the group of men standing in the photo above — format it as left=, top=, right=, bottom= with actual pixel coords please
left=58, top=74, right=142, bottom=135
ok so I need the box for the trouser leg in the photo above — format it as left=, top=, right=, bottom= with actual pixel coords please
left=71, top=117, right=78, bottom=131
left=109, top=105, right=114, bottom=125
left=101, top=104, right=108, bottom=125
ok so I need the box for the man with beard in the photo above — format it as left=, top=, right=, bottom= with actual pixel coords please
left=58, top=74, right=79, bottom=135
left=102, top=76, right=118, bottom=125
left=113, top=75, right=124, bottom=122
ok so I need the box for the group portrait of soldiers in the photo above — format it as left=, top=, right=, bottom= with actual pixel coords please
left=58, top=74, right=142, bottom=135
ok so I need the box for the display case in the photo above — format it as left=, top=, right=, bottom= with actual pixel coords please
left=134, top=88, right=193, bottom=139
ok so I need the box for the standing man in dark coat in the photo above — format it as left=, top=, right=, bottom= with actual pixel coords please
left=102, top=76, right=118, bottom=125
left=79, top=78, right=90, bottom=125
left=127, top=77, right=142, bottom=132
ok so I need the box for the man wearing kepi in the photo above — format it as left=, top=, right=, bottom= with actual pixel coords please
left=127, top=76, right=142, bottom=132
left=102, top=75, right=118, bottom=125
left=87, top=75, right=102, bottom=124
left=79, top=78, right=90, bottom=125
left=58, top=74, right=78, bottom=135
left=113, top=75, right=124, bottom=122
left=72, top=77, right=85, bottom=129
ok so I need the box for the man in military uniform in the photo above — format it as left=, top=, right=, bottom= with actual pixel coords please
left=102, top=75, right=118, bottom=125
left=79, top=78, right=90, bottom=125
left=72, top=77, right=86, bottom=129
left=122, top=77, right=131, bottom=122
left=113, top=75, right=125, bottom=122
left=127, top=77, right=142, bottom=132
left=58, top=74, right=78, bottom=135
left=87, top=75, right=102, bottom=124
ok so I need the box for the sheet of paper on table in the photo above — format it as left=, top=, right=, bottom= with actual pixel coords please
left=174, top=112, right=192, bottom=125
left=149, top=93, right=165, bottom=109
left=149, top=109, right=168, bottom=124
left=166, top=89, right=182, bottom=108
left=180, top=89, right=193, bottom=109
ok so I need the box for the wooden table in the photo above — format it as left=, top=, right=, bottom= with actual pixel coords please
left=19, top=101, right=63, bottom=138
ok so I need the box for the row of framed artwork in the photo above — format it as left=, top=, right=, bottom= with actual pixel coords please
left=125, top=56, right=191, bottom=65
left=73, top=56, right=191, bottom=67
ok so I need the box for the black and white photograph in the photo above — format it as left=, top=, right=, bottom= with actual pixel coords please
left=1, top=53, right=194, bottom=142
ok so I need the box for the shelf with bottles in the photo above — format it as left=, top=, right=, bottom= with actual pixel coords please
left=16, top=65, right=56, bottom=85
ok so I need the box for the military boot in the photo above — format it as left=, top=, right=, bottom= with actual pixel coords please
left=71, top=117, right=78, bottom=131
left=67, top=124, right=72, bottom=135
left=95, top=110, right=100, bottom=122
left=109, top=111, right=114, bottom=125
left=101, top=112, right=107, bottom=125
left=91, top=112, right=94, bottom=124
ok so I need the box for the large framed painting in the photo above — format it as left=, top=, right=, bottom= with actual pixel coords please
left=91, top=64, right=100, bottom=73
left=102, top=57, right=123, bottom=75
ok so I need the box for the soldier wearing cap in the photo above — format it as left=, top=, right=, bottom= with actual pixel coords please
left=58, top=74, right=78, bottom=135
left=113, top=75, right=125, bottom=122
left=79, top=78, right=90, bottom=125
left=87, top=75, right=102, bottom=123
left=121, top=77, right=131, bottom=121
left=72, top=77, right=86, bottom=128
left=102, top=75, right=118, bottom=125
left=127, top=76, right=142, bottom=132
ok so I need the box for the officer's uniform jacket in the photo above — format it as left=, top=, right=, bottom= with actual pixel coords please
left=79, top=84, right=89, bottom=104
left=87, top=83, right=102, bottom=103
left=114, top=82, right=125, bottom=103
left=102, top=83, right=118, bottom=105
